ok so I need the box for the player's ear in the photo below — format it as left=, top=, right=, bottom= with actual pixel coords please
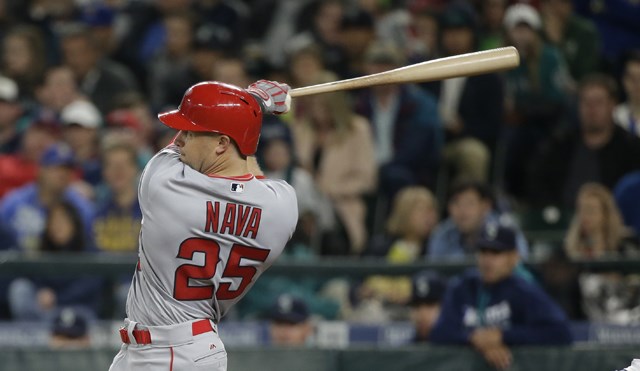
left=214, top=135, right=232, bottom=155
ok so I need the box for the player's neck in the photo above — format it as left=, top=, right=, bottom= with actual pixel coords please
left=203, top=156, right=248, bottom=177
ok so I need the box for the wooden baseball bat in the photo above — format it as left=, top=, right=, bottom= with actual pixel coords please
left=289, top=46, right=519, bottom=98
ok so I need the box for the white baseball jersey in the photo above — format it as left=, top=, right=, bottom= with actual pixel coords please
left=126, top=145, right=298, bottom=326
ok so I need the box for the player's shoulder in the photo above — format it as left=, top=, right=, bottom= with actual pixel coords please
left=141, top=146, right=182, bottom=180
left=254, top=176, right=297, bottom=199
left=148, top=145, right=180, bottom=167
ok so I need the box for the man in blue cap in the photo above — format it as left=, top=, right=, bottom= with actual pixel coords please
left=409, top=271, right=446, bottom=343
left=49, top=307, right=91, bottom=349
left=268, top=294, right=313, bottom=346
left=430, top=223, right=572, bottom=370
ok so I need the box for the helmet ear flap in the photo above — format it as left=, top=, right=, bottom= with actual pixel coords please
left=158, top=82, right=263, bottom=156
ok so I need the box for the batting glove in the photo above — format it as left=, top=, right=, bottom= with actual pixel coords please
left=247, top=80, right=291, bottom=115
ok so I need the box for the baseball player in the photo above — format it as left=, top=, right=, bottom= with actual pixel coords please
left=109, top=80, right=297, bottom=371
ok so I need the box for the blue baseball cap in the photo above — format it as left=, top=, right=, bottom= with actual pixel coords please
left=476, top=223, right=517, bottom=252
left=269, top=294, right=309, bottom=324
left=40, top=143, right=75, bottom=167
left=81, top=5, right=115, bottom=27
left=51, top=308, right=88, bottom=338
left=410, top=270, right=446, bottom=305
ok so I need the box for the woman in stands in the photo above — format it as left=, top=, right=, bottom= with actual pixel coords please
left=565, top=182, right=639, bottom=258
left=564, top=182, right=640, bottom=324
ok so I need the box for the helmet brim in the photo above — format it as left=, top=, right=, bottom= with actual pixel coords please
left=158, top=110, right=214, bottom=133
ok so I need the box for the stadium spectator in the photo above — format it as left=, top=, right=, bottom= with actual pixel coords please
left=103, top=92, right=156, bottom=167
left=355, top=41, right=442, bottom=197
left=79, top=2, right=118, bottom=58
left=430, top=224, right=572, bottom=370
left=0, top=121, right=57, bottom=198
left=153, top=24, right=227, bottom=112
left=409, top=271, right=446, bottom=343
left=93, top=143, right=141, bottom=253
left=288, top=0, right=348, bottom=78
left=502, top=3, right=572, bottom=199
left=0, top=75, right=24, bottom=154
left=0, top=143, right=94, bottom=251
left=366, top=186, right=438, bottom=260
left=614, top=51, right=640, bottom=138
left=564, top=183, right=640, bottom=324
left=192, top=0, right=247, bottom=51
left=421, top=7, right=503, bottom=183
left=338, top=9, right=376, bottom=78
left=478, top=0, right=507, bottom=51
left=541, top=0, right=600, bottom=81
left=213, top=57, right=252, bottom=87
left=293, top=72, right=376, bottom=255
left=60, top=24, right=139, bottom=114
left=528, top=74, right=640, bottom=208
left=356, top=0, right=411, bottom=49
left=565, top=183, right=639, bottom=259
left=147, top=12, right=194, bottom=112
left=60, top=99, right=103, bottom=186
left=405, top=3, right=440, bottom=63
left=1, top=25, right=47, bottom=100
left=354, top=188, right=439, bottom=322
left=614, top=171, right=640, bottom=236
left=428, top=181, right=529, bottom=260
left=571, top=0, right=640, bottom=64
left=249, top=0, right=314, bottom=69
left=537, top=248, right=585, bottom=321
left=268, top=294, right=314, bottom=347
left=288, top=47, right=327, bottom=121
left=8, top=200, right=102, bottom=321
left=49, top=307, right=91, bottom=349
left=34, top=65, right=83, bottom=119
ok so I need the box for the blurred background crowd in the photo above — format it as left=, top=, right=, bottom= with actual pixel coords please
left=0, top=0, right=640, bottom=352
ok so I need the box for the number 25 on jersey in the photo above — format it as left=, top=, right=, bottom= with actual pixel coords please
left=173, top=238, right=270, bottom=301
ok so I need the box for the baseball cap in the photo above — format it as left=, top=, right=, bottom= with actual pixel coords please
left=40, top=143, right=75, bottom=167
left=269, top=294, right=310, bottom=324
left=81, top=4, right=115, bottom=27
left=503, top=4, right=542, bottom=31
left=61, top=100, right=102, bottom=129
left=476, top=223, right=518, bottom=252
left=106, top=109, right=143, bottom=132
left=0, top=75, right=19, bottom=102
left=410, top=271, right=446, bottom=306
left=51, top=308, right=88, bottom=339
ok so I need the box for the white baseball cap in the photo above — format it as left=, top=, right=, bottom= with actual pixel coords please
left=61, top=99, right=102, bottom=129
left=0, top=75, right=19, bottom=102
left=504, top=4, right=542, bottom=31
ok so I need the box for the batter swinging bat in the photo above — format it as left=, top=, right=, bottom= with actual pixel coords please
left=289, top=46, right=520, bottom=98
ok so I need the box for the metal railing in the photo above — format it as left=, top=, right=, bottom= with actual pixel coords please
left=1, top=252, right=639, bottom=278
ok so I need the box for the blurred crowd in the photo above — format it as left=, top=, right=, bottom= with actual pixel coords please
left=0, top=0, right=640, bottom=355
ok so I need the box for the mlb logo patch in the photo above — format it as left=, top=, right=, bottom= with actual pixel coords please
left=230, top=183, right=244, bottom=193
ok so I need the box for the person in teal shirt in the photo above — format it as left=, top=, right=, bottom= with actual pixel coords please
left=502, top=4, right=573, bottom=199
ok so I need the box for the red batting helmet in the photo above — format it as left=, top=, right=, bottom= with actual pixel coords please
left=158, top=81, right=263, bottom=155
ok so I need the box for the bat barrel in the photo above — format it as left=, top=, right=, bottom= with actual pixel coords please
left=290, top=46, right=520, bottom=98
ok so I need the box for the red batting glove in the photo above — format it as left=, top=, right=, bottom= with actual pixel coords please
left=246, top=80, right=291, bottom=115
